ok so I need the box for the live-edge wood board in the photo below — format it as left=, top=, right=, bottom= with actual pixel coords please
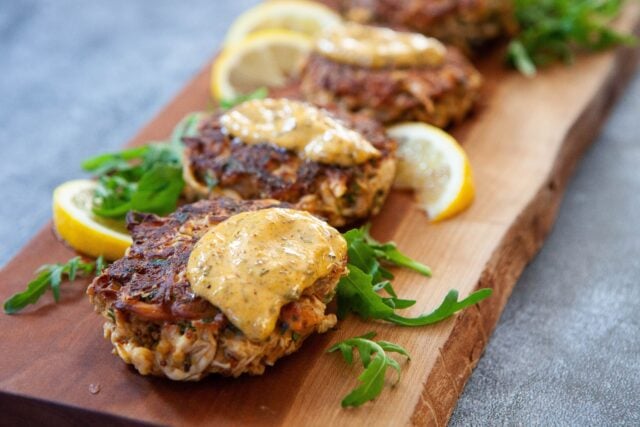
left=1, top=5, right=639, bottom=426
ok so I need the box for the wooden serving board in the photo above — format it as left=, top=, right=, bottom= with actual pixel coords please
left=1, top=6, right=639, bottom=426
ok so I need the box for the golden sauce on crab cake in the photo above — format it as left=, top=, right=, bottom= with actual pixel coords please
left=182, top=99, right=397, bottom=227
left=187, top=208, right=347, bottom=342
left=314, top=0, right=516, bottom=52
left=299, top=23, right=483, bottom=127
left=220, top=98, right=380, bottom=166
left=88, top=198, right=349, bottom=380
left=315, top=22, right=446, bottom=68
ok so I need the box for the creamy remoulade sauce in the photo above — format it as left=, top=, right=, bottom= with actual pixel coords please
left=220, top=98, right=380, bottom=167
left=186, top=208, right=347, bottom=342
left=315, top=22, right=446, bottom=69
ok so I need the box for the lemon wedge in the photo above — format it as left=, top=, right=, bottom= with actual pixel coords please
left=52, top=180, right=132, bottom=261
left=212, top=29, right=312, bottom=101
left=387, top=123, right=475, bottom=221
left=224, top=0, right=342, bottom=45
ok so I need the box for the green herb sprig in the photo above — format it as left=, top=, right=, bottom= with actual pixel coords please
left=332, top=227, right=491, bottom=407
left=338, top=225, right=491, bottom=325
left=219, top=87, right=268, bottom=110
left=344, top=225, right=431, bottom=280
left=508, top=0, right=637, bottom=76
left=82, top=112, right=205, bottom=219
left=328, top=332, right=410, bottom=407
left=337, top=265, right=491, bottom=326
left=3, top=256, right=106, bottom=314
left=83, top=88, right=268, bottom=220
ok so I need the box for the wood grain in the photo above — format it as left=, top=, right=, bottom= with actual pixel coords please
left=1, top=5, right=639, bottom=426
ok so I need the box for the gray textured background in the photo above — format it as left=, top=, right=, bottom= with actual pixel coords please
left=1, top=1, right=638, bottom=425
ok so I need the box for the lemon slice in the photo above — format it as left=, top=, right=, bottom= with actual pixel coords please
left=224, top=0, right=342, bottom=45
left=387, top=123, right=475, bottom=221
left=212, top=29, right=313, bottom=101
left=52, top=180, right=132, bottom=261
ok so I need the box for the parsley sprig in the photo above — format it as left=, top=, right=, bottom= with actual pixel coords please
left=82, top=112, right=205, bottom=219
left=338, top=225, right=491, bottom=325
left=3, top=256, right=106, bottom=314
left=508, top=0, right=637, bottom=76
left=328, top=332, right=410, bottom=408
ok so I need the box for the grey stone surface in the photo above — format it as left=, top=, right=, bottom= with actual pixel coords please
left=0, top=0, right=261, bottom=264
left=0, top=1, right=638, bottom=425
left=450, top=69, right=640, bottom=426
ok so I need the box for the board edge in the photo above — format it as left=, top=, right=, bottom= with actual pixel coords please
left=409, top=37, right=640, bottom=427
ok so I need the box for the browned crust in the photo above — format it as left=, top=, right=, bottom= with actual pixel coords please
left=87, top=197, right=349, bottom=379
left=182, top=109, right=397, bottom=226
left=300, top=48, right=483, bottom=126
left=316, top=0, right=517, bottom=51
left=89, top=198, right=293, bottom=321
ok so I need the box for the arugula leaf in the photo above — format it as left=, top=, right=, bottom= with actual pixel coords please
left=328, top=332, right=410, bottom=407
left=336, top=266, right=394, bottom=320
left=341, top=224, right=430, bottom=317
left=508, top=0, right=637, bottom=75
left=83, top=112, right=204, bottom=219
left=131, top=164, right=184, bottom=215
left=337, top=264, right=492, bottom=326
left=374, top=281, right=417, bottom=310
left=343, top=225, right=431, bottom=282
left=507, top=40, right=537, bottom=77
left=81, top=146, right=150, bottom=176
left=83, top=112, right=202, bottom=176
left=343, top=229, right=389, bottom=283
left=91, top=175, right=136, bottom=218
left=339, top=226, right=490, bottom=327
left=95, top=255, right=107, bottom=275
left=361, top=224, right=432, bottom=277
left=219, top=87, right=269, bottom=110
left=387, top=289, right=493, bottom=326
left=170, top=112, right=207, bottom=147
left=4, top=256, right=105, bottom=314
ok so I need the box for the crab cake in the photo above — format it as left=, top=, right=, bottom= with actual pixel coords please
left=88, top=198, right=348, bottom=380
left=182, top=98, right=397, bottom=227
left=299, top=23, right=483, bottom=127
left=316, top=0, right=516, bottom=51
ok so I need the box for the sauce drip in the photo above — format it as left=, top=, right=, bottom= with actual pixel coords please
left=315, top=22, right=446, bottom=69
left=186, top=208, right=347, bottom=342
left=220, top=98, right=380, bottom=166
